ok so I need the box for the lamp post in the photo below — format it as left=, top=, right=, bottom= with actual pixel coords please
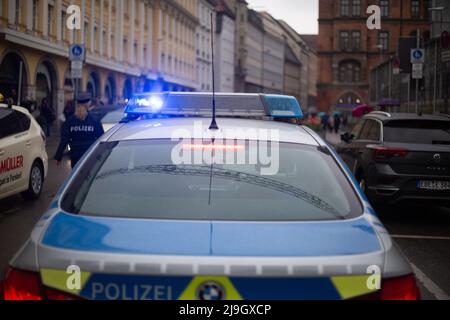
left=429, top=6, right=445, bottom=114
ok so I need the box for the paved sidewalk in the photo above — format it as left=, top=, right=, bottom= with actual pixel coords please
left=325, top=131, right=342, bottom=146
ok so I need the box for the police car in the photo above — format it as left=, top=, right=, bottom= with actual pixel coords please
left=2, top=93, right=419, bottom=300
left=0, top=103, right=48, bottom=201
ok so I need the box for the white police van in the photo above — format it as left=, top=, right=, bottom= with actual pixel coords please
left=0, top=103, right=48, bottom=201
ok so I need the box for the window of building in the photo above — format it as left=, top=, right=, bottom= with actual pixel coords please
left=340, top=0, right=350, bottom=16
left=340, top=31, right=350, bottom=51
left=411, top=0, right=420, bottom=18
left=339, top=61, right=361, bottom=83
left=93, top=26, right=98, bottom=52
left=15, top=0, right=21, bottom=24
left=380, top=0, right=389, bottom=17
left=61, top=10, right=66, bottom=40
left=379, top=31, right=389, bottom=51
left=352, top=0, right=361, bottom=16
left=84, top=21, right=88, bottom=44
left=47, top=4, right=53, bottom=36
left=351, top=31, right=360, bottom=50
left=33, top=0, right=38, bottom=30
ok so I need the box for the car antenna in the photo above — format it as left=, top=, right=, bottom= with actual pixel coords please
left=209, top=11, right=219, bottom=131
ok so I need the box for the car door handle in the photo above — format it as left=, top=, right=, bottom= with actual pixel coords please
left=0, top=150, right=4, bottom=157
left=26, top=140, right=32, bottom=147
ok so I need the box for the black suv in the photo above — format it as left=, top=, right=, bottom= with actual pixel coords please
left=337, top=112, right=450, bottom=207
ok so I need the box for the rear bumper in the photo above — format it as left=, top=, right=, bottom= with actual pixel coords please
left=365, top=163, right=450, bottom=206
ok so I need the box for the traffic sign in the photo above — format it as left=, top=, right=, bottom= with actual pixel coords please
left=442, top=50, right=450, bottom=62
left=412, top=63, right=423, bottom=79
left=411, top=48, right=425, bottom=64
left=71, top=60, right=83, bottom=79
left=69, top=44, right=86, bottom=61
left=71, top=61, right=83, bottom=69
left=71, top=68, right=83, bottom=79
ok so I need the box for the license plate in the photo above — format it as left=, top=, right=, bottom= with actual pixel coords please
left=417, top=180, right=450, bottom=191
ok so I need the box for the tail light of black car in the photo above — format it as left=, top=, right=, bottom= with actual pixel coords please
left=369, top=146, right=409, bottom=161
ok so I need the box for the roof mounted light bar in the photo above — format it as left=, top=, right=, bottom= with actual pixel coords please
left=124, top=92, right=303, bottom=119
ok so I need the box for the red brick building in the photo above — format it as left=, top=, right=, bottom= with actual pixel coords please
left=317, top=0, right=430, bottom=112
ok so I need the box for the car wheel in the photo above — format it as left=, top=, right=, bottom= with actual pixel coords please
left=22, top=161, right=44, bottom=200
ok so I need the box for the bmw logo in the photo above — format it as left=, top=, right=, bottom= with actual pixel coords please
left=433, top=154, right=441, bottom=164
left=196, top=281, right=226, bottom=300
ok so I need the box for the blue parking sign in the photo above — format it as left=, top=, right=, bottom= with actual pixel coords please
left=69, top=44, right=86, bottom=61
left=410, top=48, right=425, bottom=63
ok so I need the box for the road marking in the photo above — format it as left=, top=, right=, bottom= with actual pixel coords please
left=410, top=263, right=450, bottom=300
left=392, top=235, right=450, bottom=241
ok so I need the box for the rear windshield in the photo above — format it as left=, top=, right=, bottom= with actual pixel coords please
left=61, top=140, right=362, bottom=221
left=384, top=120, right=450, bottom=145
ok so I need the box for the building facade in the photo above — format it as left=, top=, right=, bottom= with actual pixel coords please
left=260, top=12, right=284, bottom=94
left=0, top=0, right=199, bottom=117
left=283, top=44, right=302, bottom=102
left=196, top=0, right=215, bottom=91
left=277, top=19, right=316, bottom=109
left=317, top=0, right=430, bottom=112
left=214, top=0, right=235, bottom=92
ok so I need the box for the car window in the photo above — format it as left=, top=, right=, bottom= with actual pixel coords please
left=101, top=110, right=125, bottom=124
left=367, top=121, right=381, bottom=141
left=351, top=120, right=365, bottom=139
left=358, top=120, right=374, bottom=140
left=15, top=111, right=31, bottom=131
left=384, top=120, right=450, bottom=144
left=61, top=140, right=362, bottom=221
left=0, top=109, right=23, bottom=139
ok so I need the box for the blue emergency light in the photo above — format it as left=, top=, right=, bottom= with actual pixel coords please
left=124, top=92, right=303, bottom=119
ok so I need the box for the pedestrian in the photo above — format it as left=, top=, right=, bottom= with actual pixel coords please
left=63, top=100, right=75, bottom=119
left=54, top=92, right=105, bottom=169
left=334, top=113, right=341, bottom=134
left=327, top=113, right=334, bottom=133
left=10, top=89, right=18, bottom=105
left=321, top=113, right=329, bottom=132
left=40, top=98, right=56, bottom=137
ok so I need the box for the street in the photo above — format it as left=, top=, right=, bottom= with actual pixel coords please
left=0, top=131, right=448, bottom=300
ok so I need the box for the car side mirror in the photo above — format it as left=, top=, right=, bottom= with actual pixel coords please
left=341, top=132, right=354, bottom=143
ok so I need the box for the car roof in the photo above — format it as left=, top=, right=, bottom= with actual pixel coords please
left=364, top=111, right=450, bottom=123
left=0, top=103, right=30, bottom=115
left=106, top=117, right=320, bottom=146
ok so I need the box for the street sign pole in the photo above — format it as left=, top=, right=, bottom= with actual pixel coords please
left=434, top=38, right=438, bottom=114
left=416, top=30, right=420, bottom=114
left=69, top=45, right=85, bottom=110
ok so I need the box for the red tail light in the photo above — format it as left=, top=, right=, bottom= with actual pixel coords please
left=371, top=147, right=409, bottom=160
left=3, top=267, right=42, bottom=300
left=380, top=274, right=420, bottom=300
left=3, top=267, right=82, bottom=300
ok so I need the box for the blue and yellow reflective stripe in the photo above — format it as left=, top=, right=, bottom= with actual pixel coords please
left=40, top=268, right=92, bottom=296
left=40, top=269, right=379, bottom=300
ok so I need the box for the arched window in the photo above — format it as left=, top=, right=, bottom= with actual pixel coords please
left=338, top=60, right=361, bottom=83
left=337, top=92, right=362, bottom=106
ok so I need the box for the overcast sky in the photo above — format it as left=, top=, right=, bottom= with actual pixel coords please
left=246, top=0, right=319, bottom=34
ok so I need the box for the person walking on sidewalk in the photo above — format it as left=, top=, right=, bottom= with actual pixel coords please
left=40, top=98, right=56, bottom=137
left=54, top=93, right=104, bottom=169
left=333, top=113, right=341, bottom=134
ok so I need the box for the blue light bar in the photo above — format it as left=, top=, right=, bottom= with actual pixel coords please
left=263, top=95, right=303, bottom=118
left=124, top=92, right=303, bottom=119
left=125, top=93, right=168, bottom=114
